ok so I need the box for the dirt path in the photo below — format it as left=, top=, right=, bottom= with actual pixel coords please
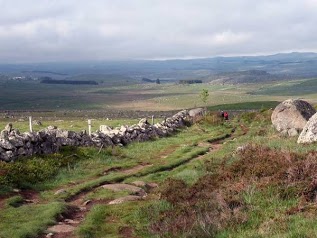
left=40, top=163, right=152, bottom=238
left=38, top=129, right=243, bottom=238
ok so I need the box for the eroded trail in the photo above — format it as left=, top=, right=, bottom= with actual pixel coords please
left=40, top=163, right=153, bottom=238
left=39, top=127, right=243, bottom=238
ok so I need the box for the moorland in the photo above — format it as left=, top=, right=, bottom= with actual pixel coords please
left=2, top=53, right=317, bottom=238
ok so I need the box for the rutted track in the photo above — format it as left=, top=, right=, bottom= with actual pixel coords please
left=38, top=132, right=235, bottom=238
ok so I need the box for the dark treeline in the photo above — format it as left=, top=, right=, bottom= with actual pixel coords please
left=41, top=79, right=98, bottom=85
left=179, top=79, right=203, bottom=84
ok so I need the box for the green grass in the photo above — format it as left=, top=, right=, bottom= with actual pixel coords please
left=77, top=205, right=109, bottom=238
left=0, top=202, right=65, bottom=238
left=250, top=78, right=317, bottom=96
left=207, top=101, right=280, bottom=111
left=56, top=144, right=209, bottom=201
left=215, top=187, right=301, bottom=238
left=0, top=118, right=139, bottom=133
left=3, top=109, right=317, bottom=238
left=124, top=145, right=209, bottom=184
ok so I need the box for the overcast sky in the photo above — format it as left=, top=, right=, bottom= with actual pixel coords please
left=0, top=0, right=317, bottom=63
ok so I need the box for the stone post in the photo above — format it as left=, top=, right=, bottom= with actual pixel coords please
left=29, top=116, right=33, bottom=132
left=88, top=119, right=92, bottom=136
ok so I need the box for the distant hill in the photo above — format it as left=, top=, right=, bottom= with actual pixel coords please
left=21, top=70, right=68, bottom=76
left=1, top=52, right=317, bottom=82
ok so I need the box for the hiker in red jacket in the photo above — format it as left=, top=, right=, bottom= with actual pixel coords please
left=224, top=111, right=229, bottom=120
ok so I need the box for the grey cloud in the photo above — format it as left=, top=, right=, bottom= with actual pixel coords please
left=0, top=0, right=317, bottom=62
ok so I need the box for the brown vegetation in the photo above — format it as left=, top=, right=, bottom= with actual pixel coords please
left=151, top=144, right=317, bottom=237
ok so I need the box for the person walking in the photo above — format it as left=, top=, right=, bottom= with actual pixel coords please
left=224, top=111, right=229, bottom=120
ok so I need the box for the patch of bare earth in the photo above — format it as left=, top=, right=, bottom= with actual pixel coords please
left=119, top=226, right=136, bottom=238
left=121, top=163, right=152, bottom=175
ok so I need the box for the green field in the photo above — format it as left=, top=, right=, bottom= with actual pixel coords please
left=2, top=77, right=317, bottom=112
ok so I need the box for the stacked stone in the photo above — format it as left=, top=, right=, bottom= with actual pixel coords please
left=0, top=110, right=189, bottom=162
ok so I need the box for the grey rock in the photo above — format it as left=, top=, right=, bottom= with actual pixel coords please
left=189, top=108, right=205, bottom=118
left=288, top=128, right=299, bottom=137
left=32, top=120, right=42, bottom=126
left=4, top=123, right=12, bottom=132
left=54, top=189, right=67, bottom=195
left=108, top=195, right=143, bottom=205
left=47, top=125, right=57, bottom=130
left=9, top=136, right=24, bottom=147
left=0, top=139, right=15, bottom=150
left=99, top=125, right=112, bottom=133
left=298, top=112, right=317, bottom=143
left=271, top=99, right=316, bottom=135
left=82, top=200, right=92, bottom=206
left=46, top=233, right=54, bottom=238
left=0, top=130, right=9, bottom=140
left=102, top=184, right=145, bottom=194
left=17, top=147, right=27, bottom=155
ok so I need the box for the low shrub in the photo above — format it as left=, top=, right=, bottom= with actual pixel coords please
left=0, top=147, right=82, bottom=189
left=204, top=112, right=224, bottom=126
left=5, top=195, right=24, bottom=208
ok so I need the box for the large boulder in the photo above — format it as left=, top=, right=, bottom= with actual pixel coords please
left=298, top=113, right=317, bottom=143
left=271, top=99, right=316, bottom=136
left=188, top=108, right=205, bottom=122
left=189, top=108, right=205, bottom=118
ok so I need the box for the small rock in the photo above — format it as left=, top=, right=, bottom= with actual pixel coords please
left=48, top=224, right=75, bottom=233
left=64, top=219, right=80, bottom=224
left=108, top=195, right=142, bottom=205
left=46, top=233, right=54, bottom=238
left=131, top=181, right=146, bottom=187
left=236, top=145, right=247, bottom=153
left=54, top=189, right=66, bottom=195
left=82, top=200, right=92, bottom=206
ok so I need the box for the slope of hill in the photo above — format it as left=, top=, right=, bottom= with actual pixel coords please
left=250, top=78, right=317, bottom=96
left=202, top=70, right=291, bottom=84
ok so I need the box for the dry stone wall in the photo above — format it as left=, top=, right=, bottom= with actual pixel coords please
left=0, top=110, right=189, bottom=162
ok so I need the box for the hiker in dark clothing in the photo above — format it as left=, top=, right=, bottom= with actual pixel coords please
left=221, top=111, right=224, bottom=119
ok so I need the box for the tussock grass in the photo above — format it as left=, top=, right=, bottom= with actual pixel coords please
left=77, top=205, right=108, bottom=238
